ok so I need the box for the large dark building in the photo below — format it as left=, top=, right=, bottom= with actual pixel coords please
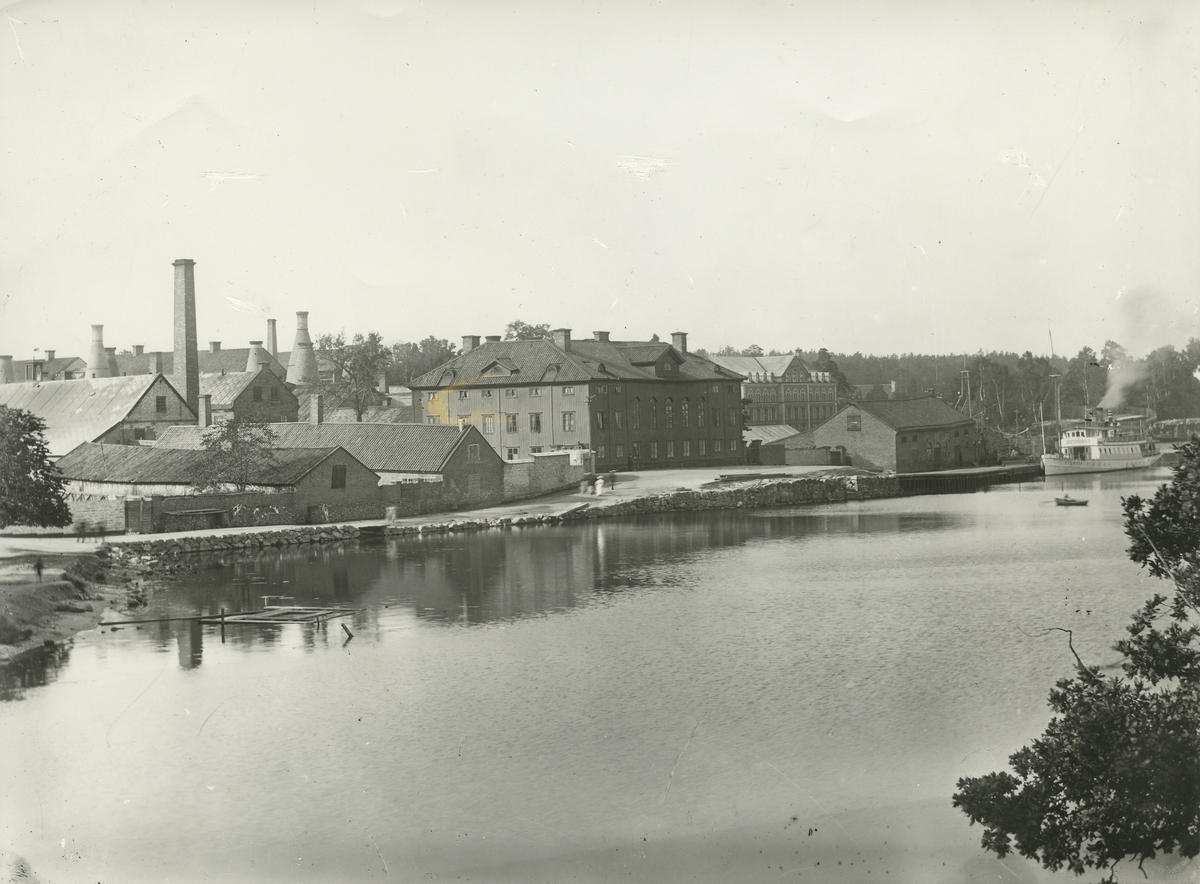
left=409, top=329, right=747, bottom=470
left=707, top=354, right=839, bottom=432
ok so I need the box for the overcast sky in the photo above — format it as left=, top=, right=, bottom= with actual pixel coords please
left=2, top=0, right=1198, bottom=363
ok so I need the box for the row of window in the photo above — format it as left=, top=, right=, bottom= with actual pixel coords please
left=444, top=383, right=741, bottom=401
left=897, top=428, right=975, bottom=444
left=596, top=438, right=739, bottom=461
left=445, top=405, right=745, bottom=435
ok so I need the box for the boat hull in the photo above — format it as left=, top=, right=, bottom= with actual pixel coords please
left=1041, top=453, right=1162, bottom=476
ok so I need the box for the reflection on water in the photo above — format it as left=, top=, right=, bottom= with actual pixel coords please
left=0, top=467, right=1180, bottom=884
left=0, top=643, right=72, bottom=701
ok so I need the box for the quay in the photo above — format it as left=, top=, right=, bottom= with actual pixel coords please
left=897, top=462, right=1043, bottom=495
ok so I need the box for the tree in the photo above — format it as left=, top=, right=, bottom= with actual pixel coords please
left=315, top=331, right=391, bottom=421
left=742, top=344, right=764, bottom=356
left=0, top=406, right=71, bottom=528
left=504, top=320, right=550, bottom=341
left=194, top=419, right=279, bottom=492
left=953, top=439, right=1200, bottom=882
left=389, top=337, right=457, bottom=386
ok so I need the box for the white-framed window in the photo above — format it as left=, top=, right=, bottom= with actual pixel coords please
left=713, top=439, right=721, bottom=453
left=650, top=441, right=659, bottom=459
left=530, top=387, right=542, bottom=397
left=614, top=385, right=622, bottom=393
left=562, top=411, right=575, bottom=431
left=506, top=447, right=520, bottom=461
left=505, top=413, right=518, bottom=432
left=682, top=440, right=690, bottom=457
left=667, top=440, right=675, bottom=458
left=426, top=416, right=437, bottom=424
left=698, top=439, right=706, bottom=455
left=597, top=384, right=607, bottom=393
left=529, top=412, right=542, bottom=433
left=482, top=415, right=495, bottom=434
left=615, top=443, right=624, bottom=459
left=530, top=446, right=543, bottom=453
left=596, top=411, right=606, bottom=430
left=481, top=389, right=493, bottom=398
left=597, top=444, right=606, bottom=459
left=712, top=384, right=720, bottom=393
left=614, top=410, right=623, bottom=429
left=632, top=441, right=641, bottom=459
left=458, top=389, right=469, bottom=399
left=505, top=388, right=517, bottom=397
left=562, top=386, right=575, bottom=396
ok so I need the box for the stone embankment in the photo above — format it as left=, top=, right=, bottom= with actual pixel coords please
left=112, top=474, right=901, bottom=557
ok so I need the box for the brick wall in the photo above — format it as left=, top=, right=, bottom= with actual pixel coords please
left=441, top=434, right=505, bottom=508
left=98, top=375, right=196, bottom=444
left=502, top=450, right=591, bottom=500
left=292, top=451, right=382, bottom=522
left=380, top=482, right=447, bottom=517
left=813, top=407, right=898, bottom=471
left=228, top=374, right=299, bottom=422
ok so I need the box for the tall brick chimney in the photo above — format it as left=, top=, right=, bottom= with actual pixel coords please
left=86, top=325, right=110, bottom=378
left=152, top=351, right=165, bottom=375
left=266, top=318, right=278, bottom=358
left=310, top=393, right=324, bottom=425
left=287, top=311, right=319, bottom=384
left=198, top=394, right=212, bottom=428
left=173, top=259, right=199, bottom=414
left=0, top=356, right=13, bottom=384
left=671, top=331, right=688, bottom=354
left=462, top=335, right=480, bottom=353
left=551, top=328, right=571, bottom=352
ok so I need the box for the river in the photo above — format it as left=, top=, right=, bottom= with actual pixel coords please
left=0, top=469, right=1184, bottom=883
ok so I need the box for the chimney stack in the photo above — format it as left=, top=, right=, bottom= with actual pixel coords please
left=198, top=394, right=212, bottom=428
left=105, top=347, right=120, bottom=377
left=286, top=311, right=319, bottom=384
left=153, top=351, right=165, bottom=375
left=0, top=356, right=13, bottom=384
left=246, top=341, right=268, bottom=373
left=551, top=328, right=572, bottom=352
left=86, top=325, right=110, bottom=378
left=310, top=393, right=324, bottom=425
left=671, top=331, right=688, bottom=354
left=209, top=341, right=221, bottom=353
left=132, top=345, right=144, bottom=356
left=266, top=318, right=278, bottom=357
left=173, top=259, right=199, bottom=414
left=462, top=335, right=480, bottom=353
left=485, top=335, right=501, bottom=343
left=593, top=331, right=610, bottom=342
left=44, top=349, right=55, bottom=361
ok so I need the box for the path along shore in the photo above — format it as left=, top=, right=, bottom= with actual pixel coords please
left=1, top=465, right=891, bottom=660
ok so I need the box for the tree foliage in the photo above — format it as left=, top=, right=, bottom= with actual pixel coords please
left=389, top=337, right=457, bottom=386
left=953, top=439, right=1200, bottom=882
left=194, top=419, right=279, bottom=492
left=315, top=331, right=391, bottom=421
left=504, top=320, right=550, bottom=341
left=0, top=405, right=71, bottom=528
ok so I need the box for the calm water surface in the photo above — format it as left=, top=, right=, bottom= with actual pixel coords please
left=0, top=470, right=1183, bottom=883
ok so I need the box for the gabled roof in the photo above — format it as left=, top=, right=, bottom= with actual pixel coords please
left=744, top=424, right=803, bottom=444
left=156, top=422, right=488, bottom=474
left=852, top=397, right=975, bottom=430
left=11, top=356, right=88, bottom=380
left=410, top=337, right=742, bottom=389
left=56, top=442, right=351, bottom=486
left=0, top=374, right=190, bottom=457
left=198, top=369, right=288, bottom=408
left=709, top=354, right=812, bottom=381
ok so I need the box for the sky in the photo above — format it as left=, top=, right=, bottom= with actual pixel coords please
left=2, top=0, right=1199, bottom=363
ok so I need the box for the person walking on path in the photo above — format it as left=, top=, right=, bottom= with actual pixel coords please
left=75, top=520, right=89, bottom=543
left=34, top=557, right=44, bottom=583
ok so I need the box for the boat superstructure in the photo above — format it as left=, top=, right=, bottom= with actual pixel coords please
left=1041, top=423, right=1161, bottom=476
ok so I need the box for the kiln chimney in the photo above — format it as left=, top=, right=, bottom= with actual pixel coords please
left=105, top=347, right=120, bottom=377
left=286, top=311, right=319, bottom=384
left=86, top=325, right=110, bottom=378
left=266, top=318, right=278, bottom=358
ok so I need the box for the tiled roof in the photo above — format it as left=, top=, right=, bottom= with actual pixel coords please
left=410, top=338, right=742, bottom=389
left=157, top=421, right=479, bottom=473
left=56, top=442, right=344, bottom=486
left=0, top=375, right=187, bottom=457
left=198, top=372, right=257, bottom=407
left=115, top=349, right=287, bottom=378
left=744, top=424, right=803, bottom=444
left=11, top=356, right=88, bottom=380
left=854, top=397, right=975, bottom=430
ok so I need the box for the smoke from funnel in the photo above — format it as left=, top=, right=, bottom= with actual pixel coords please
left=1098, top=360, right=1148, bottom=409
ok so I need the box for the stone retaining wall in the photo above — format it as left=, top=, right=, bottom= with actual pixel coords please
left=111, top=474, right=900, bottom=556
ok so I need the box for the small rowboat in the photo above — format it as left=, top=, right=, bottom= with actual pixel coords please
left=1055, top=495, right=1088, bottom=507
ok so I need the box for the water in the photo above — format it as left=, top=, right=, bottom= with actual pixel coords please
left=0, top=469, right=1183, bottom=883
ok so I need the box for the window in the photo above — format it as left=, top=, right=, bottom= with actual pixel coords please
left=460, top=415, right=472, bottom=425
left=713, top=408, right=720, bottom=427
left=665, top=397, right=674, bottom=429
left=530, top=446, right=543, bottom=453
left=926, top=442, right=934, bottom=463
left=632, top=399, right=641, bottom=429
left=482, top=415, right=495, bottom=434
left=467, top=444, right=480, bottom=462
left=481, top=389, right=493, bottom=398
left=614, top=385, right=622, bottom=393
left=712, top=384, right=720, bottom=393
left=270, top=387, right=280, bottom=402
left=530, top=387, right=542, bottom=397
left=331, top=464, right=347, bottom=489
left=697, top=397, right=705, bottom=428
left=667, top=440, right=675, bottom=458
left=598, top=385, right=607, bottom=393
left=596, top=411, right=606, bottom=430
left=900, top=435, right=907, bottom=443
left=730, top=438, right=738, bottom=451
left=505, top=413, right=518, bottom=432
left=505, top=388, right=517, bottom=398
left=615, top=443, right=625, bottom=459
left=427, top=416, right=437, bottom=424
left=683, top=440, right=690, bottom=457
left=155, top=395, right=167, bottom=413
left=562, top=386, right=575, bottom=396
left=728, top=408, right=737, bottom=426
left=458, top=389, right=469, bottom=399
left=649, top=398, right=657, bottom=429
left=650, top=441, right=659, bottom=459
left=614, top=410, right=623, bottom=429
left=562, top=411, right=575, bottom=431
left=714, top=439, right=722, bottom=453
left=698, top=439, right=706, bottom=455
left=133, top=428, right=147, bottom=441
left=847, top=413, right=861, bottom=431
left=632, top=441, right=641, bottom=459
left=252, top=386, right=263, bottom=402
left=529, top=412, right=543, bottom=433
left=681, top=398, right=690, bottom=428
left=506, top=447, right=520, bottom=461
left=597, top=444, right=606, bottom=459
